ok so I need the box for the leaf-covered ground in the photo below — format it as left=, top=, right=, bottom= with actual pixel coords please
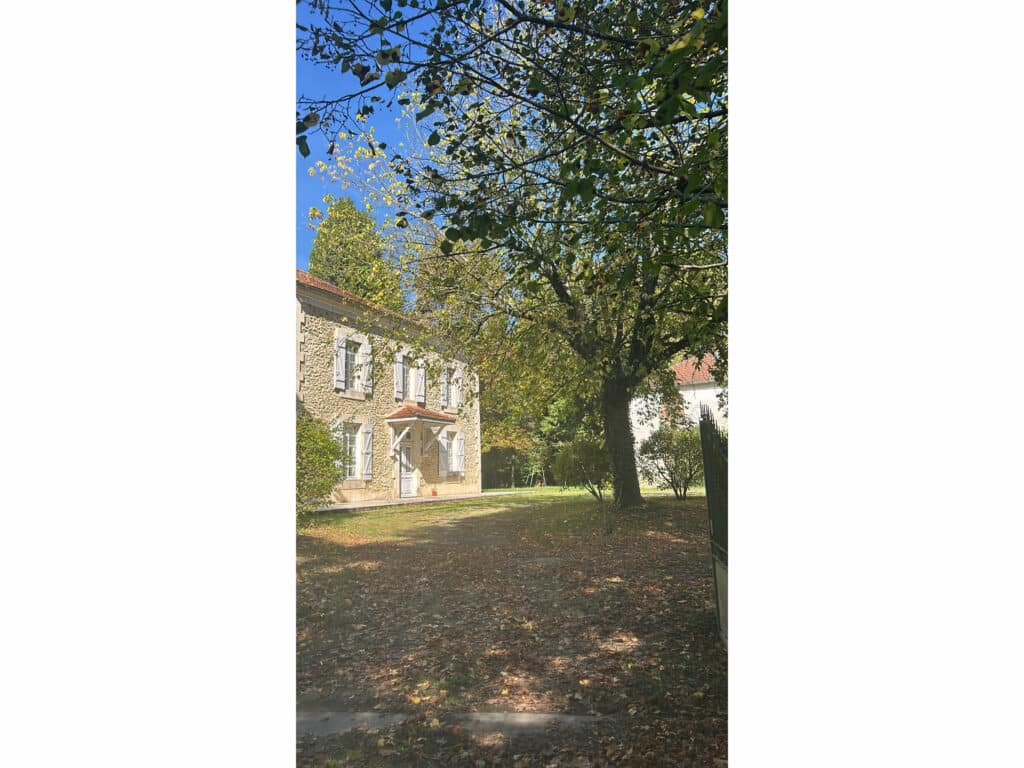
left=297, top=489, right=727, bottom=766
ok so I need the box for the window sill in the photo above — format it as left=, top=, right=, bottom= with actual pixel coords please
left=337, top=388, right=367, bottom=401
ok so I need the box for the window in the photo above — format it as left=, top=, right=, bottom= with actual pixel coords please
left=335, top=337, right=372, bottom=394
left=335, top=423, right=360, bottom=480
left=439, top=430, right=465, bottom=477
left=344, top=341, right=359, bottom=390
left=441, top=366, right=463, bottom=409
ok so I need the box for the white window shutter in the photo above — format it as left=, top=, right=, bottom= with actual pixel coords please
left=362, top=426, right=373, bottom=480
left=415, top=360, right=425, bottom=402
left=438, top=432, right=448, bottom=477
left=362, top=342, right=373, bottom=394
left=331, top=422, right=345, bottom=469
left=441, top=368, right=449, bottom=407
left=456, top=369, right=464, bottom=407
left=334, top=338, right=346, bottom=389
left=456, top=433, right=465, bottom=473
left=393, top=353, right=404, bottom=399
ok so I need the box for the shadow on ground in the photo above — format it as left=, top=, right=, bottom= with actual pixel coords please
left=297, top=494, right=726, bottom=767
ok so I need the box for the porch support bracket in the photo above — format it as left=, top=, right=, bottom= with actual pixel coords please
left=390, top=425, right=412, bottom=455
left=420, top=424, right=444, bottom=457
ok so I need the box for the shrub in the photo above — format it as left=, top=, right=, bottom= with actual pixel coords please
left=552, top=435, right=611, bottom=502
left=638, top=425, right=704, bottom=499
left=296, top=414, right=345, bottom=522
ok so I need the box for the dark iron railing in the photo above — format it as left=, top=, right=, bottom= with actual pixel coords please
left=699, top=404, right=727, bottom=564
left=699, top=404, right=728, bottom=643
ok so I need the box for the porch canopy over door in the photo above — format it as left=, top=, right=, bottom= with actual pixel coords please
left=385, top=404, right=457, bottom=458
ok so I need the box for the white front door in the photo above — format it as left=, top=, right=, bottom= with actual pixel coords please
left=399, top=442, right=416, bottom=498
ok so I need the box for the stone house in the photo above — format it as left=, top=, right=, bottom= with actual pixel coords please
left=296, top=269, right=482, bottom=503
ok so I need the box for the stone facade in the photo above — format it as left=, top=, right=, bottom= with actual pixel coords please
left=297, top=271, right=482, bottom=503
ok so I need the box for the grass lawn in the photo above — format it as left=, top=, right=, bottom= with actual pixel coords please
left=481, top=486, right=706, bottom=498
left=297, top=489, right=726, bottom=767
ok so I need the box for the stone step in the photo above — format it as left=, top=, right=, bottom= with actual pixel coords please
left=296, top=711, right=409, bottom=737
left=450, top=711, right=614, bottom=736
left=296, top=709, right=614, bottom=738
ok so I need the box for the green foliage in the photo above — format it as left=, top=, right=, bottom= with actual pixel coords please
left=552, top=435, right=611, bottom=502
left=308, top=195, right=405, bottom=312
left=298, top=0, right=729, bottom=507
left=638, top=425, right=704, bottom=500
left=296, top=414, right=345, bottom=522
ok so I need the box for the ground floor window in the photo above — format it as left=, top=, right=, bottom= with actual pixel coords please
left=439, top=430, right=466, bottom=476
left=334, top=423, right=360, bottom=480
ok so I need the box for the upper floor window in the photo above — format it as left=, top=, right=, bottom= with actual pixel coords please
left=440, top=366, right=463, bottom=409
left=394, top=354, right=426, bottom=403
left=344, top=341, right=358, bottom=390
left=334, top=336, right=373, bottom=394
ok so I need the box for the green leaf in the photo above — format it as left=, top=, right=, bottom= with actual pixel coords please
left=296, top=135, right=310, bottom=158
left=703, top=202, right=723, bottom=227
left=440, top=239, right=453, bottom=256
left=415, top=104, right=436, bottom=121
left=579, top=178, right=596, bottom=204
left=445, top=227, right=460, bottom=242
left=427, top=130, right=441, bottom=146
left=385, top=69, right=407, bottom=88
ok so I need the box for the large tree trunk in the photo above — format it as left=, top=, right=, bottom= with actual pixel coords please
left=601, top=379, right=644, bottom=508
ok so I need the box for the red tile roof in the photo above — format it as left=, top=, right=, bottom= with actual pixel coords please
left=671, top=355, right=717, bottom=385
left=296, top=269, right=419, bottom=325
left=385, top=404, right=456, bottom=423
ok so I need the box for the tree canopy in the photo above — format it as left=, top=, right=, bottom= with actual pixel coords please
left=308, top=195, right=406, bottom=312
left=298, top=0, right=728, bottom=508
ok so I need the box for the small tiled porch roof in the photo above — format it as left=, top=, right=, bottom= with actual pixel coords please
left=385, top=404, right=456, bottom=424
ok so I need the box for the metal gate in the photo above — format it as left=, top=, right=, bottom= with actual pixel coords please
left=699, top=404, right=728, bottom=646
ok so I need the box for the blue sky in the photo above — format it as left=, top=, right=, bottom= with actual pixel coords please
left=295, top=13, right=411, bottom=271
